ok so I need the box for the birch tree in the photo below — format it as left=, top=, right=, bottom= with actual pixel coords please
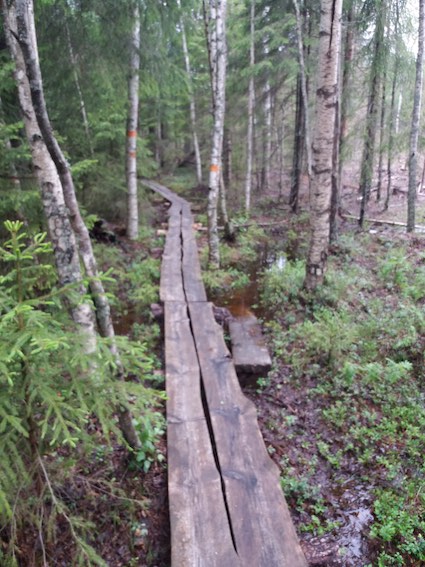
left=126, top=0, right=141, bottom=240
left=407, top=0, right=425, bottom=232
left=205, top=0, right=228, bottom=268
left=304, top=0, right=342, bottom=291
left=12, top=0, right=140, bottom=450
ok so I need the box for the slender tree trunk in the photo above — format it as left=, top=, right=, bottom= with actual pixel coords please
left=245, top=0, right=255, bottom=213
left=277, top=100, right=285, bottom=199
left=126, top=1, right=141, bottom=240
left=359, top=2, right=385, bottom=227
left=223, top=128, right=232, bottom=188
left=178, top=0, right=202, bottom=185
left=290, top=73, right=305, bottom=213
left=14, top=0, right=140, bottom=450
left=395, top=92, right=402, bottom=134
left=338, top=0, right=355, bottom=197
left=262, top=76, right=272, bottom=192
left=292, top=0, right=312, bottom=178
left=206, top=0, right=227, bottom=268
left=304, top=0, right=342, bottom=291
left=376, top=76, right=386, bottom=202
left=64, top=14, right=93, bottom=158
left=407, top=0, right=425, bottom=232
left=329, top=94, right=340, bottom=243
left=385, top=5, right=400, bottom=212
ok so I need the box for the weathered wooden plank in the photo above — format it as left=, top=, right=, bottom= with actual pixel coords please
left=165, top=302, right=240, bottom=567
left=159, top=202, right=185, bottom=303
left=188, top=301, right=307, bottom=567
left=229, top=315, right=272, bottom=386
left=181, top=204, right=207, bottom=303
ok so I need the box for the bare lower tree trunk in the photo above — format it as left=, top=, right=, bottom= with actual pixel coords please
left=64, top=14, right=93, bottom=158
left=126, top=1, right=141, bottom=240
left=407, top=0, right=425, bottom=232
left=304, top=0, right=342, bottom=291
left=262, top=77, right=272, bottom=192
left=359, top=3, right=385, bottom=228
left=385, top=67, right=397, bottom=210
left=178, top=0, right=202, bottom=185
left=376, top=77, right=386, bottom=202
left=245, top=0, right=255, bottom=213
left=206, top=0, right=227, bottom=268
left=338, top=0, right=355, bottom=197
left=292, top=0, right=312, bottom=178
left=14, top=0, right=140, bottom=449
left=2, top=1, right=96, bottom=354
left=290, top=73, right=305, bottom=213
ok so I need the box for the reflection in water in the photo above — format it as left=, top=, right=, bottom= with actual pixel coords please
left=213, top=246, right=287, bottom=318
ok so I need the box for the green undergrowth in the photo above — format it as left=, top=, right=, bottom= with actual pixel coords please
left=0, top=222, right=165, bottom=565
left=200, top=221, right=267, bottom=295
left=259, top=231, right=425, bottom=565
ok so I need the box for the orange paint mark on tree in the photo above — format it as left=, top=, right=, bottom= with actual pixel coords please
left=129, top=151, right=137, bottom=158
left=210, top=164, right=220, bottom=172
left=127, top=130, right=137, bottom=138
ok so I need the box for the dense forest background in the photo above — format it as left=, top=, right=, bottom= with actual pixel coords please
left=1, top=0, right=425, bottom=565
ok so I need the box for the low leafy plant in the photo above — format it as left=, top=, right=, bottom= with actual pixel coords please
left=0, top=221, right=163, bottom=565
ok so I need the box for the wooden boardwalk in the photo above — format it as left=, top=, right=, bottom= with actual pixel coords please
left=143, top=179, right=307, bottom=567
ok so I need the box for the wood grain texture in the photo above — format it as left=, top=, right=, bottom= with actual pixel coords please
left=189, top=302, right=307, bottom=567
left=165, top=302, right=240, bottom=567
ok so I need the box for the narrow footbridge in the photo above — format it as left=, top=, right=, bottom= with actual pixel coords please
left=143, top=179, right=307, bottom=567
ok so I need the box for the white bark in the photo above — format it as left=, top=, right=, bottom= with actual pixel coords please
left=13, top=0, right=140, bottom=449
left=305, top=0, right=342, bottom=291
left=207, top=0, right=227, bottom=268
left=126, top=1, right=141, bottom=240
left=178, top=0, right=203, bottom=185
left=245, top=0, right=255, bottom=214
left=407, top=0, right=425, bottom=232
left=2, top=0, right=96, bottom=353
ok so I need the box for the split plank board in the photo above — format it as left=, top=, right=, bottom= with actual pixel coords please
left=143, top=178, right=307, bottom=567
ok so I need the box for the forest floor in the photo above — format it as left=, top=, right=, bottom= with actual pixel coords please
left=54, top=163, right=425, bottom=567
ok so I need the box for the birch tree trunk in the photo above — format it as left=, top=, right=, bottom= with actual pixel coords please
left=304, top=0, right=342, bottom=291
left=2, top=0, right=96, bottom=355
left=14, top=0, right=140, bottom=450
left=407, top=0, right=425, bottom=233
left=245, top=0, right=255, bottom=213
left=206, top=0, right=227, bottom=268
left=126, top=1, right=141, bottom=240
left=262, top=76, right=272, bottom=192
left=178, top=0, right=202, bottom=185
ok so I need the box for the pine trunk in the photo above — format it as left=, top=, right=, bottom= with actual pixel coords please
left=304, top=0, right=342, bottom=291
left=14, top=0, right=140, bottom=450
left=290, top=73, right=305, bottom=213
left=407, top=0, right=425, bottom=232
left=126, top=1, right=141, bottom=240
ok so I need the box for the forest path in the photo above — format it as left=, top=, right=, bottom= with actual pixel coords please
left=142, top=179, right=307, bottom=567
